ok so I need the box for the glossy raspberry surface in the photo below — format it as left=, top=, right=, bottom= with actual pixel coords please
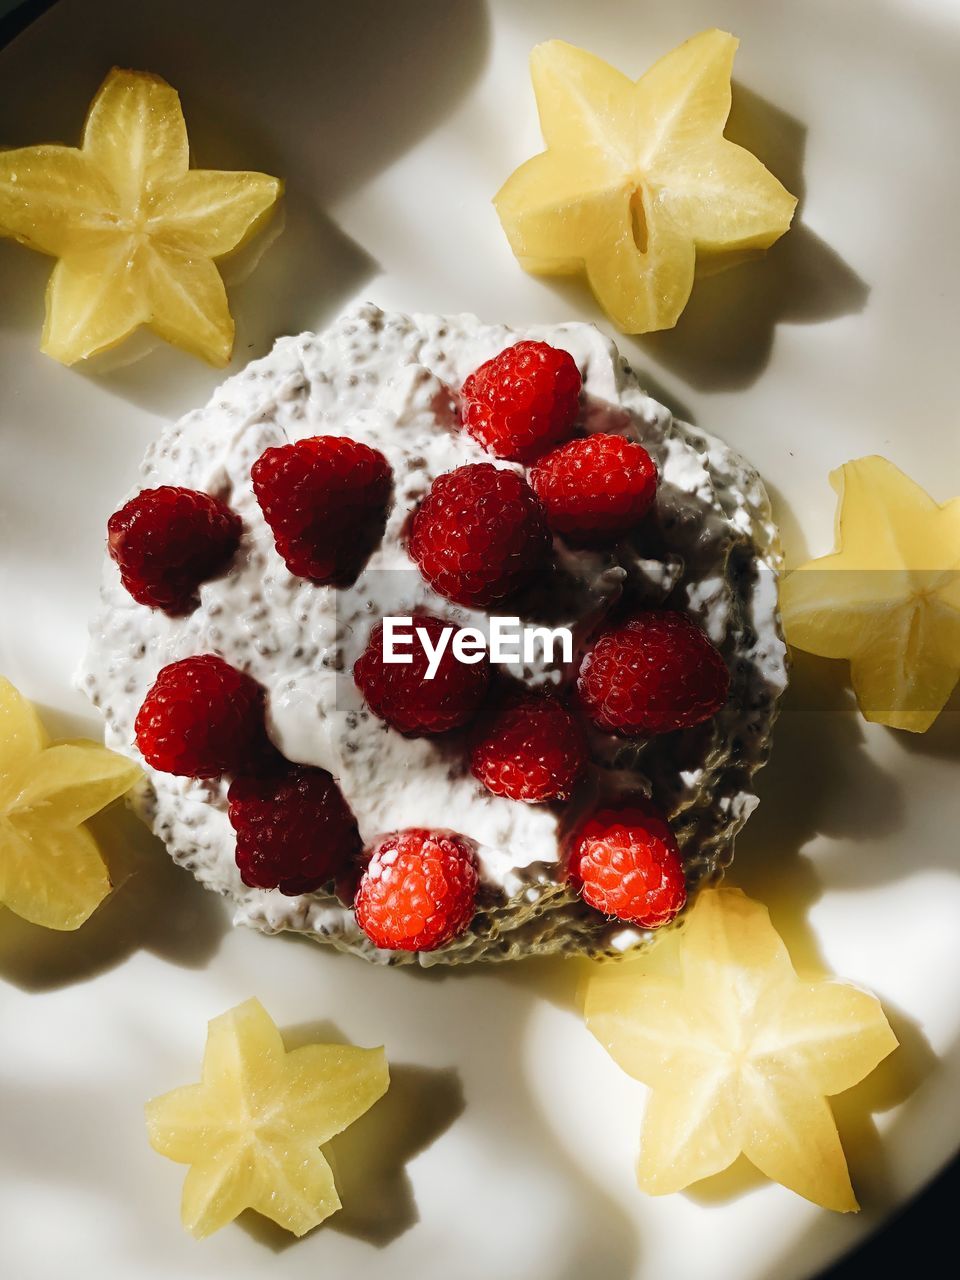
left=107, top=486, right=241, bottom=613
left=530, top=433, right=658, bottom=545
left=228, top=763, right=362, bottom=896
left=134, top=654, right=270, bottom=779
left=251, top=435, right=392, bottom=585
left=409, top=463, right=551, bottom=607
left=354, top=613, right=490, bottom=736
left=461, top=340, right=582, bottom=463
left=354, top=828, right=479, bottom=952
left=469, top=688, right=587, bottom=802
left=578, top=610, right=730, bottom=736
left=568, top=803, right=686, bottom=928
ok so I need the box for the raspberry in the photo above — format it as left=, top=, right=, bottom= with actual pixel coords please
left=461, top=340, right=581, bottom=463
left=134, top=654, right=271, bottom=778
left=530, top=433, right=658, bottom=545
left=354, top=829, right=479, bottom=952
left=354, top=613, right=489, bottom=736
left=227, top=764, right=361, bottom=896
left=409, top=463, right=551, bottom=607
left=469, top=688, right=587, bottom=802
left=251, top=435, right=392, bottom=585
left=107, top=486, right=241, bottom=613
left=568, top=803, right=686, bottom=928
left=578, top=610, right=730, bottom=736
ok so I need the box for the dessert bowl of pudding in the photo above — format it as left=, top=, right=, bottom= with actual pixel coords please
left=81, top=304, right=787, bottom=964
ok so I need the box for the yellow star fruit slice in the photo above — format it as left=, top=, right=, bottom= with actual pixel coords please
left=0, top=676, right=141, bottom=929
left=0, top=68, right=282, bottom=366
left=585, top=888, right=897, bottom=1211
left=781, top=456, right=960, bottom=732
left=146, top=998, right=390, bottom=1238
left=494, top=31, right=797, bottom=333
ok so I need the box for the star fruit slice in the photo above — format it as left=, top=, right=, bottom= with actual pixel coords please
left=781, top=456, right=960, bottom=732
left=0, top=676, right=141, bottom=929
left=146, top=998, right=390, bottom=1238
left=585, top=888, right=897, bottom=1210
left=0, top=68, right=282, bottom=366
left=495, top=30, right=797, bottom=333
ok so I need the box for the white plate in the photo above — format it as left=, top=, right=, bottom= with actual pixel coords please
left=1, top=1, right=958, bottom=1277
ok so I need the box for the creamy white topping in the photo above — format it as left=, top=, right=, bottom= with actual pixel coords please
left=79, top=305, right=787, bottom=965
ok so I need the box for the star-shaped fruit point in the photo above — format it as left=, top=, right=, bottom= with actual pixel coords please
left=146, top=998, right=390, bottom=1238
left=585, top=887, right=897, bottom=1211
left=0, top=68, right=282, bottom=366
left=781, top=455, right=960, bottom=732
left=495, top=29, right=797, bottom=334
left=0, top=676, right=141, bottom=930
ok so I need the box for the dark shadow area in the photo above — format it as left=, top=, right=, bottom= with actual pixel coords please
left=0, top=0, right=491, bottom=212
left=828, top=999, right=938, bottom=1210
left=406, top=947, right=589, bottom=1020
left=0, top=799, right=229, bottom=991
left=0, top=0, right=58, bottom=50
left=817, top=1155, right=959, bottom=1279
left=491, top=952, right=588, bottom=1015
left=889, top=688, right=960, bottom=761
left=238, top=1015, right=464, bottom=1252
left=342, top=959, right=639, bottom=1278
left=329, top=1063, right=465, bottom=1246
left=673, top=642, right=935, bottom=1211
left=767, top=477, right=814, bottom=566
left=684, top=1154, right=768, bottom=1206
left=536, top=83, right=867, bottom=394
left=640, top=85, right=869, bottom=391
left=731, top=650, right=906, bottom=965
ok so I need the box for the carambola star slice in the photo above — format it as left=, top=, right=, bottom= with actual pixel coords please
left=781, top=456, right=960, bottom=732
left=0, top=677, right=140, bottom=929
left=495, top=30, right=797, bottom=333
left=585, top=887, right=897, bottom=1210
left=146, top=998, right=390, bottom=1238
left=0, top=68, right=282, bottom=366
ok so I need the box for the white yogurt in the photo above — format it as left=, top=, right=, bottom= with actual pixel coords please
left=79, top=305, right=787, bottom=965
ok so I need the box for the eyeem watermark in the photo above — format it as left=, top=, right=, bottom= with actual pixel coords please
left=382, top=616, right=573, bottom=679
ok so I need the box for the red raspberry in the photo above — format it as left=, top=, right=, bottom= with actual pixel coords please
left=251, top=435, right=392, bottom=585
left=530, top=434, right=658, bottom=545
left=568, top=803, right=686, bottom=928
left=469, top=688, right=587, bottom=802
left=227, top=764, right=361, bottom=896
left=409, top=463, right=551, bottom=607
left=107, top=486, right=241, bottom=613
left=354, top=829, right=479, bottom=952
left=354, top=613, right=490, bottom=736
left=461, top=340, right=581, bottom=463
left=134, top=654, right=271, bottom=778
left=578, top=610, right=730, bottom=736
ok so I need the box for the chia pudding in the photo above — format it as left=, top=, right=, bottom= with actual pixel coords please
left=80, top=303, right=787, bottom=965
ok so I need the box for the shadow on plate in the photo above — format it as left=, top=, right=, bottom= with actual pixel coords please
left=238, top=1015, right=465, bottom=1251
left=428, top=644, right=933, bottom=1231
left=539, top=84, right=868, bottom=396
left=317, top=942, right=639, bottom=1279
left=766, top=477, right=814, bottom=566
left=0, top=800, right=229, bottom=991
left=684, top=649, right=937, bottom=1210
left=886, top=689, right=960, bottom=761
left=731, top=650, right=907, bottom=961
left=639, top=85, right=869, bottom=392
